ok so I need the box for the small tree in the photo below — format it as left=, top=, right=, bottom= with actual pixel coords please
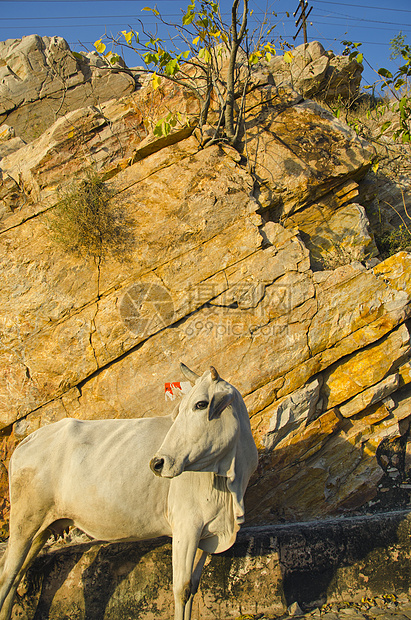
left=377, top=35, right=411, bottom=144
left=93, top=0, right=276, bottom=147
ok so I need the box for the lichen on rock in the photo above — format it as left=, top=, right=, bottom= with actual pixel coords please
left=0, top=35, right=410, bottom=543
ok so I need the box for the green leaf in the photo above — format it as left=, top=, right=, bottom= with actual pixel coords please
left=378, top=67, right=393, bottom=79
left=249, top=51, right=261, bottom=65
left=153, top=119, right=171, bottom=137
left=196, top=16, right=209, bottom=29
left=380, top=120, right=391, bottom=132
left=394, top=79, right=406, bottom=90
left=357, top=53, right=363, bottom=63
left=144, top=52, right=159, bottom=65
left=109, top=54, right=122, bottom=65
left=72, top=52, right=85, bottom=61
left=165, top=58, right=179, bottom=76
left=182, top=10, right=195, bottom=25
left=198, top=47, right=211, bottom=62
left=399, top=96, right=407, bottom=118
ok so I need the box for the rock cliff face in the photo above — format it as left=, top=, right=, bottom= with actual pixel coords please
left=0, top=36, right=410, bottom=537
left=0, top=35, right=135, bottom=143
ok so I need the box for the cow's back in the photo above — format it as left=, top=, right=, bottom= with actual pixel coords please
left=10, top=417, right=174, bottom=542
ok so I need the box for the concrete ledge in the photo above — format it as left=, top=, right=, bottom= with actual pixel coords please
left=6, top=510, right=411, bottom=619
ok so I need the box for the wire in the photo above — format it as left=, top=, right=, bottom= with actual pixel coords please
left=3, top=17, right=410, bottom=33
left=1, top=10, right=288, bottom=20
left=314, top=20, right=411, bottom=33
left=0, top=0, right=410, bottom=13
left=0, top=0, right=179, bottom=2
left=72, top=36, right=394, bottom=47
left=314, top=15, right=411, bottom=28
left=1, top=14, right=150, bottom=20
left=312, top=0, right=411, bottom=14
left=1, top=0, right=410, bottom=10
left=2, top=12, right=408, bottom=26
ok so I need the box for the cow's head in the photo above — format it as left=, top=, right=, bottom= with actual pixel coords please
left=150, top=363, right=258, bottom=525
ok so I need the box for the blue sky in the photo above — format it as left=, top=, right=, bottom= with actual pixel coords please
left=1, top=0, right=411, bottom=90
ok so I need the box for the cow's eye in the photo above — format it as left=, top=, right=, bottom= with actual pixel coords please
left=195, top=400, right=209, bottom=410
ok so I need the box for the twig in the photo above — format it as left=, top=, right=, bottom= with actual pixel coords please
left=382, top=199, right=411, bottom=237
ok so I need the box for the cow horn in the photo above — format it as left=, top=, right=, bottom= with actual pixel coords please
left=180, top=363, right=200, bottom=383
left=210, top=366, right=220, bottom=381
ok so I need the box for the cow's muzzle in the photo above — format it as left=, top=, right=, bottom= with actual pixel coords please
left=150, top=456, right=165, bottom=476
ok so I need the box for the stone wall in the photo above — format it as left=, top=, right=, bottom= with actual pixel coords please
left=4, top=512, right=411, bottom=619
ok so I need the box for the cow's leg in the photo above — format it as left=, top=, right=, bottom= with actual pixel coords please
left=0, top=536, right=32, bottom=616
left=0, top=494, right=50, bottom=619
left=183, top=549, right=207, bottom=620
left=0, top=549, right=7, bottom=575
left=0, top=528, right=51, bottom=620
left=172, top=531, right=202, bottom=620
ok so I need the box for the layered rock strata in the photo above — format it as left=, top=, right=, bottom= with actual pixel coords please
left=0, top=37, right=410, bottom=538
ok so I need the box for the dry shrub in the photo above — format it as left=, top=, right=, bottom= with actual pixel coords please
left=49, top=173, right=134, bottom=261
left=375, top=225, right=411, bottom=259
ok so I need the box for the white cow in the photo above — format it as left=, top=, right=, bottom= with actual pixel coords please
left=0, top=364, right=258, bottom=620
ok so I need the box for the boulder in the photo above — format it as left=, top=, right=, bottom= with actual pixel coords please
left=0, top=35, right=136, bottom=141
left=256, top=41, right=363, bottom=101
left=244, top=97, right=373, bottom=219
left=285, top=200, right=378, bottom=269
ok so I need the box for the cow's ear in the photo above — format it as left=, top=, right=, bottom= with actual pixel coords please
left=208, top=392, right=233, bottom=420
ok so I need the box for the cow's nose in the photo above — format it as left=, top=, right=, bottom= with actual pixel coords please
left=150, top=457, right=164, bottom=476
